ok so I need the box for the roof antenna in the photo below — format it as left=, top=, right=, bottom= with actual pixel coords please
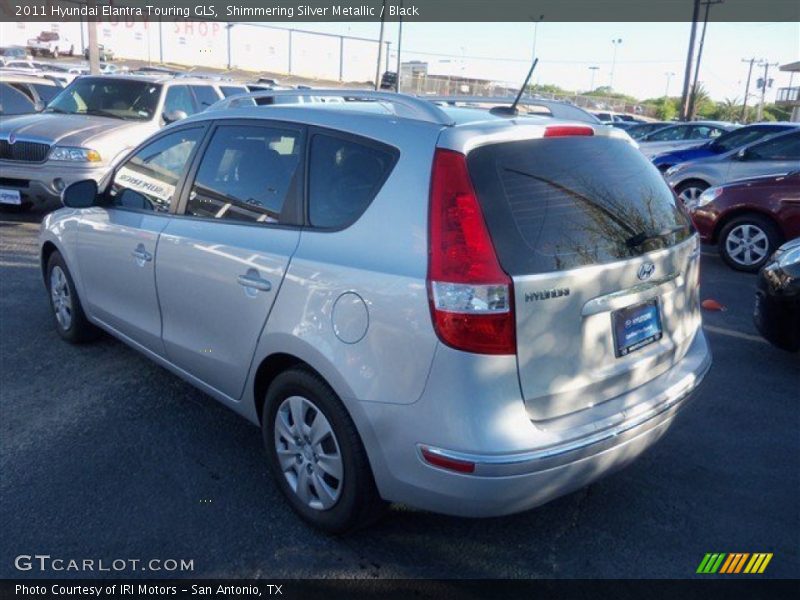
left=490, top=58, right=538, bottom=117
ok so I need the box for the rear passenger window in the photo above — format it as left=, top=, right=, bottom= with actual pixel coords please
left=308, top=134, right=396, bottom=229
left=185, top=125, right=303, bottom=224
left=189, top=85, right=220, bottom=110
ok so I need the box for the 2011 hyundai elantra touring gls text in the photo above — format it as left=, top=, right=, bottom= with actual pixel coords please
left=39, top=90, right=711, bottom=532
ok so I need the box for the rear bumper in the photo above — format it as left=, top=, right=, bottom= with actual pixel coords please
left=0, top=161, right=108, bottom=209
left=356, top=329, right=711, bottom=517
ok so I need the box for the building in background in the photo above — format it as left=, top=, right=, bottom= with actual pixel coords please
left=777, top=61, right=800, bottom=122
left=0, top=21, right=388, bottom=84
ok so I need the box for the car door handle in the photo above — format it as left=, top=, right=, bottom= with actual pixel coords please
left=131, top=248, right=152, bottom=262
left=237, top=274, right=272, bottom=292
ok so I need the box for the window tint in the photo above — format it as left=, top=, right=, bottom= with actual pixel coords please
left=163, top=85, right=195, bottom=117
left=0, top=83, right=36, bottom=115
left=189, top=85, right=220, bottom=110
left=185, top=125, right=302, bottom=224
left=747, top=131, right=800, bottom=161
left=308, top=134, right=396, bottom=228
left=647, top=126, right=687, bottom=142
left=110, top=128, right=202, bottom=212
left=467, top=137, right=692, bottom=275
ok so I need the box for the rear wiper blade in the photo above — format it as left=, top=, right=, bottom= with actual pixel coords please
left=626, top=226, right=685, bottom=248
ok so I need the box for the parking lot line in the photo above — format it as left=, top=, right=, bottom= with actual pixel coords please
left=703, top=324, right=767, bottom=344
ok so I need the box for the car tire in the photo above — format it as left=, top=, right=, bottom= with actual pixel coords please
left=262, top=367, right=386, bottom=534
left=675, top=179, right=709, bottom=205
left=46, top=251, right=99, bottom=343
left=718, top=214, right=782, bottom=273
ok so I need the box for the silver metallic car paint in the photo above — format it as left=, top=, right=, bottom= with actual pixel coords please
left=156, top=218, right=300, bottom=399
left=40, top=105, right=712, bottom=517
left=76, top=208, right=170, bottom=354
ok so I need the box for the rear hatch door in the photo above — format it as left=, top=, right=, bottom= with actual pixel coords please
left=468, top=133, right=701, bottom=420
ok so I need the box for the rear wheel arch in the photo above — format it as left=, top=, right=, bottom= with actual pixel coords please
left=711, top=208, right=782, bottom=244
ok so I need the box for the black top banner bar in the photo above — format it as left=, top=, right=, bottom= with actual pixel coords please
left=2, top=0, right=799, bottom=22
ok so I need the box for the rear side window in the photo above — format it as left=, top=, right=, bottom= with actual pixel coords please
left=307, top=134, right=397, bottom=229
left=0, top=83, right=36, bottom=115
left=189, top=85, right=220, bottom=110
left=467, top=136, right=692, bottom=275
left=185, top=125, right=303, bottom=224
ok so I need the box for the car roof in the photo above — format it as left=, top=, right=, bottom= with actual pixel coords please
left=75, top=74, right=222, bottom=86
left=0, top=72, right=60, bottom=84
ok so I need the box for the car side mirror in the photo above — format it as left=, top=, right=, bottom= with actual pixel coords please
left=735, top=148, right=748, bottom=161
left=62, top=179, right=97, bottom=208
left=163, top=109, right=188, bottom=124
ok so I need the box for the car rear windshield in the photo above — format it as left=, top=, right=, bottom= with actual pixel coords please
left=467, top=136, right=692, bottom=275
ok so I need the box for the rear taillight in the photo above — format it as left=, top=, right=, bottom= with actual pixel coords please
left=427, top=148, right=515, bottom=355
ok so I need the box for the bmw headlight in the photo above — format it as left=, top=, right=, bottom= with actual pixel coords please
left=49, top=146, right=102, bottom=163
left=695, top=186, right=722, bottom=209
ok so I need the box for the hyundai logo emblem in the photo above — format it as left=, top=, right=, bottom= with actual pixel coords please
left=638, top=262, right=656, bottom=280
left=8, top=133, right=15, bottom=145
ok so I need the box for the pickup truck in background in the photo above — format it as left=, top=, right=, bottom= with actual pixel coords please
left=27, top=31, right=73, bottom=58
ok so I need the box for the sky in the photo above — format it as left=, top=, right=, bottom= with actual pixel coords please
left=265, top=21, right=799, bottom=101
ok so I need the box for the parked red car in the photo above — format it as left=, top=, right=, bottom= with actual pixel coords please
left=686, top=171, right=800, bottom=272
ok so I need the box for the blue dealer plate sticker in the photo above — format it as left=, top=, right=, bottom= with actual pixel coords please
left=612, top=299, right=663, bottom=358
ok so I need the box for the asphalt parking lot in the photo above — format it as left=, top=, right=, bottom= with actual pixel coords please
left=1, top=208, right=797, bottom=579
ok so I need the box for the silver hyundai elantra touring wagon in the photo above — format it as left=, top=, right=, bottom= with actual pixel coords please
left=39, top=91, right=711, bottom=532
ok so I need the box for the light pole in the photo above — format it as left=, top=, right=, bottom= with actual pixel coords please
left=588, top=66, right=599, bottom=92
left=664, top=71, right=676, bottom=97
left=609, top=38, right=622, bottom=90
left=530, top=14, right=544, bottom=62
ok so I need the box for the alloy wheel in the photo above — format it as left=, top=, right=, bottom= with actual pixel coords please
left=50, top=266, right=73, bottom=330
left=678, top=185, right=704, bottom=204
left=725, top=223, right=769, bottom=267
left=273, top=395, right=343, bottom=511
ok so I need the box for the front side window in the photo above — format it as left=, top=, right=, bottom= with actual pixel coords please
left=308, top=134, right=396, bottom=229
left=189, top=85, right=220, bottom=110
left=163, top=85, right=196, bottom=117
left=46, top=78, right=161, bottom=121
left=185, top=125, right=303, bottom=224
left=747, top=131, right=800, bottom=161
left=711, top=126, right=786, bottom=153
left=689, top=126, right=723, bottom=140
left=110, top=128, right=203, bottom=212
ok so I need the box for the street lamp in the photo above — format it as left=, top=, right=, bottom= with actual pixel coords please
left=610, top=38, right=622, bottom=89
left=588, top=66, right=599, bottom=92
left=664, top=71, right=676, bottom=97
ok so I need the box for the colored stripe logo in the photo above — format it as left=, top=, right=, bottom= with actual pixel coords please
left=697, top=553, right=773, bottom=574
